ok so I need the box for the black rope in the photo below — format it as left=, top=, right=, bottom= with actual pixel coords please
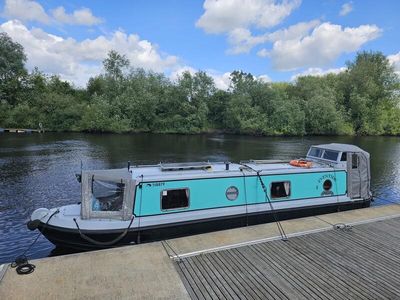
left=12, top=209, right=59, bottom=275
left=255, top=170, right=288, bottom=241
left=11, top=256, right=35, bottom=275
left=313, top=215, right=353, bottom=231
left=73, top=215, right=135, bottom=247
left=240, top=163, right=288, bottom=241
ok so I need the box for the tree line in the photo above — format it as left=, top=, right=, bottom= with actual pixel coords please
left=1, top=32, right=399, bottom=136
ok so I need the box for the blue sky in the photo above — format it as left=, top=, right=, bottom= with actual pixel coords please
left=0, top=0, right=399, bottom=88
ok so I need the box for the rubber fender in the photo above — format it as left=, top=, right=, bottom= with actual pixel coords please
left=27, top=219, right=41, bottom=231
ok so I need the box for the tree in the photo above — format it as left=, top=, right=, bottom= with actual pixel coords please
left=291, top=76, right=349, bottom=135
left=103, top=50, right=129, bottom=80
left=0, top=32, right=27, bottom=106
left=345, top=51, right=400, bottom=134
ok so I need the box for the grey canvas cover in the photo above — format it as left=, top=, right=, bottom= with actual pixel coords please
left=81, top=169, right=135, bottom=220
left=314, top=143, right=371, bottom=200
left=347, top=151, right=371, bottom=199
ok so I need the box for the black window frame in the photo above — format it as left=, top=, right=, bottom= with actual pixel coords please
left=160, top=188, right=190, bottom=211
left=340, top=152, right=347, bottom=161
left=270, top=181, right=291, bottom=199
left=352, top=154, right=359, bottom=169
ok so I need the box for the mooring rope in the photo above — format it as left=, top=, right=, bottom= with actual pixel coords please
left=12, top=209, right=60, bottom=275
left=240, top=163, right=288, bottom=241
left=73, top=215, right=135, bottom=247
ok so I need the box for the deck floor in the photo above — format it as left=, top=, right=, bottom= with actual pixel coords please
left=176, top=217, right=400, bottom=300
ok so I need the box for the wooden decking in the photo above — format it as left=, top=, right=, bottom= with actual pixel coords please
left=176, top=217, right=400, bottom=300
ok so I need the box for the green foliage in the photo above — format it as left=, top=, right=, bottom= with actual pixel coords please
left=0, top=32, right=27, bottom=106
left=1, top=34, right=399, bottom=136
left=103, top=50, right=130, bottom=80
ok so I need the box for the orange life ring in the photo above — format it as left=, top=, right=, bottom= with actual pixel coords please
left=289, top=159, right=312, bottom=168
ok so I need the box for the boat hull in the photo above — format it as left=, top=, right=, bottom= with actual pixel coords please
left=37, top=199, right=370, bottom=251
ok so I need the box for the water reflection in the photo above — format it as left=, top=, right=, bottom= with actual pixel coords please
left=0, top=132, right=399, bottom=264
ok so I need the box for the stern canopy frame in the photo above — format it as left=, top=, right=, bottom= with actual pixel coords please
left=81, top=169, right=135, bottom=220
left=309, top=143, right=371, bottom=200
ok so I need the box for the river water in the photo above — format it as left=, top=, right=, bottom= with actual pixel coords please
left=1, top=133, right=399, bottom=264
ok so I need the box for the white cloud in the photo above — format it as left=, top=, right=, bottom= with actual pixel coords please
left=227, top=28, right=269, bottom=54
left=388, top=52, right=400, bottom=75
left=170, top=69, right=232, bottom=90
left=258, top=74, right=272, bottom=82
left=170, top=66, right=197, bottom=81
left=291, top=67, right=346, bottom=81
left=196, top=0, right=301, bottom=34
left=257, top=48, right=269, bottom=57
left=339, top=2, right=353, bottom=16
left=228, top=20, right=380, bottom=69
left=228, top=19, right=320, bottom=54
left=270, top=22, right=381, bottom=70
left=196, top=0, right=378, bottom=72
left=2, top=0, right=103, bottom=26
left=0, top=20, right=179, bottom=86
left=3, top=0, right=50, bottom=24
left=51, top=7, right=102, bottom=26
left=210, top=71, right=271, bottom=90
left=267, top=19, right=320, bottom=42
left=211, top=72, right=232, bottom=90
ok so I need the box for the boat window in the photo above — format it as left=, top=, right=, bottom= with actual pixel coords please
left=91, top=179, right=124, bottom=212
left=308, top=147, right=323, bottom=158
left=322, top=150, right=339, bottom=161
left=340, top=152, right=347, bottom=161
left=352, top=154, right=358, bottom=169
left=161, top=188, right=189, bottom=210
left=271, top=182, right=290, bottom=199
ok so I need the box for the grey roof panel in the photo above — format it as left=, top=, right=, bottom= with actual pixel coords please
left=313, top=143, right=369, bottom=156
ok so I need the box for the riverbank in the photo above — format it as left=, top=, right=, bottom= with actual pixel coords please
left=1, top=204, right=400, bottom=299
left=3, top=127, right=400, bottom=137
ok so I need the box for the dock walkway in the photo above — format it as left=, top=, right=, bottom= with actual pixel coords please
left=176, top=217, right=400, bottom=300
left=1, top=204, right=400, bottom=299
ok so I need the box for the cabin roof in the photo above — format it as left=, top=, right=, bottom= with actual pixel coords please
left=127, top=161, right=343, bottom=182
left=313, top=143, right=369, bottom=156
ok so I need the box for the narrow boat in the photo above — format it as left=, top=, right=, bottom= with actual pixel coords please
left=28, top=143, right=372, bottom=250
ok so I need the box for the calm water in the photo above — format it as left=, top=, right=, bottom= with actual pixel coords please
left=1, top=133, right=400, bottom=264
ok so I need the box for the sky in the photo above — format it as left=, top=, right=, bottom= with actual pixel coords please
left=0, top=0, right=399, bottom=89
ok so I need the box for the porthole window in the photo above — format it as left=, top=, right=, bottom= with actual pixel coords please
left=226, top=186, right=239, bottom=201
left=323, top=180, right=332, bottom=191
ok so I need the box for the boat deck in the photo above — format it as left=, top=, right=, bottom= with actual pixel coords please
left=176, top=216, right=400, bottom=300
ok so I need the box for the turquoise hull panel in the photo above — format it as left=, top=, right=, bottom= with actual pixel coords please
left=137, top=176, right=247, bottom=216
left=135, top=171, right=347, bottom=217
